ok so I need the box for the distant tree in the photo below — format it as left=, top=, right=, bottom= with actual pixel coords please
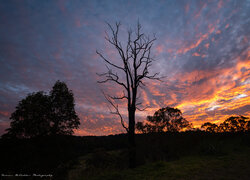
left=3, top=81, right=80, bottom=138
left=201, top=115, right=250, bottom=133
left=136, top=107, right=192, bottom=133
left=135, top=122, right=147, bottom=134
left=246, top=121, right=250, bottom=131
left=50, top=81, right=80, bottom=135
left=219, top=115, right=249, bottom=132
left=187, top=127, right=201, bottom=132
left=201, top=122, right=218, bottom=133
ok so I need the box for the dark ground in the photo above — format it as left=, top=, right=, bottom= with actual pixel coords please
left=1, top=132, right=250, bottom=179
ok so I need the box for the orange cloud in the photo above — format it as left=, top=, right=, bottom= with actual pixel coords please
left=175, top=58, right=250, bottom=127
left=176, top=22, right=219, bottom=55
left=134, top=51, right=250, bottom=130
left=208, top=24, right=215, bottom=34
left=192, top=52, right=200, bottom=56
left=177, top=33, right=209, bottom=54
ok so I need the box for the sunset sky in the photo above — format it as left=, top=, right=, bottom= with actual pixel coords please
left=0, top=0, right=249, bottom=136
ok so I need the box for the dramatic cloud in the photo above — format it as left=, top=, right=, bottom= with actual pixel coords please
left=0, top=0, right=249, bottom=135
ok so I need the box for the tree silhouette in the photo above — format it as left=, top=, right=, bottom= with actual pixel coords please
left=96, top=22, right=162, bottom=168
left=201, top=122, right=218, bottom=133
left=136, top=107, right=192, bottom=133
left=201, top=115, right=250, bottom=133
left=50, top=81, right=80, bottom=135
left=219, top=115, right=249, bottom=132
left=3, top=81, right=80, bottom=138
left=135, top=121, right=147, bottom=134
left=4, top=92, right=51, bottom=138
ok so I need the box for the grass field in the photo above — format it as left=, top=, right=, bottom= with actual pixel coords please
left=68, top=146, right=250, bottom=180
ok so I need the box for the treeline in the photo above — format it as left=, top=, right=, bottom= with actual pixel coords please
left=136, top=106, right=250, bottom=133
left=201, top=115, right=250, bottom=133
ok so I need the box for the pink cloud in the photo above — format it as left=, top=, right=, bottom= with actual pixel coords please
left=155, top=44, right=164, bottom=54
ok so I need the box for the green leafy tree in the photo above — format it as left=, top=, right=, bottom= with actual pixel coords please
left=3, top=81, right=80, bottom=138
left=136, top=107, right=192, bottom=133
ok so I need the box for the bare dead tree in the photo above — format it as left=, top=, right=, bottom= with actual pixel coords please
left=97, top=22, right=162, bottom=168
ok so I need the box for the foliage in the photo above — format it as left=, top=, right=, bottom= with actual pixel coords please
left=3, top=81, right=80, bottom=138
left=201, top=115, right=250, bottom=133
left=201, top=122, right=218, bottom=133
left=4, top=92, right=51, bottom=138
left=136, top=107, right=192, bottom=133
left=219, top=115, right=249, bottom=132
left=50, top=81, right=80, bottom=135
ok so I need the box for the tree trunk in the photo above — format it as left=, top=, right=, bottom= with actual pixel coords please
left=128, top=108, right=136, bottom=168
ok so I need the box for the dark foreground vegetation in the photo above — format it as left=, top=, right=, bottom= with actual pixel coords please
left=1, top=131, right=250, bottom=179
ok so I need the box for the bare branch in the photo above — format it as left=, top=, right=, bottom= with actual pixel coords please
left=136, top=99, right=149, bottom=111
left=145, top=73, right=166, bottom=82
left=97, top=65, right=128, bottom=90
left=102, top=91, right=129, bottom=132
left=109, top=91, right=128, bottom=100
left=136, top=106, right=150, bottom=111
left=96, top=50, right=124, bottom=71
